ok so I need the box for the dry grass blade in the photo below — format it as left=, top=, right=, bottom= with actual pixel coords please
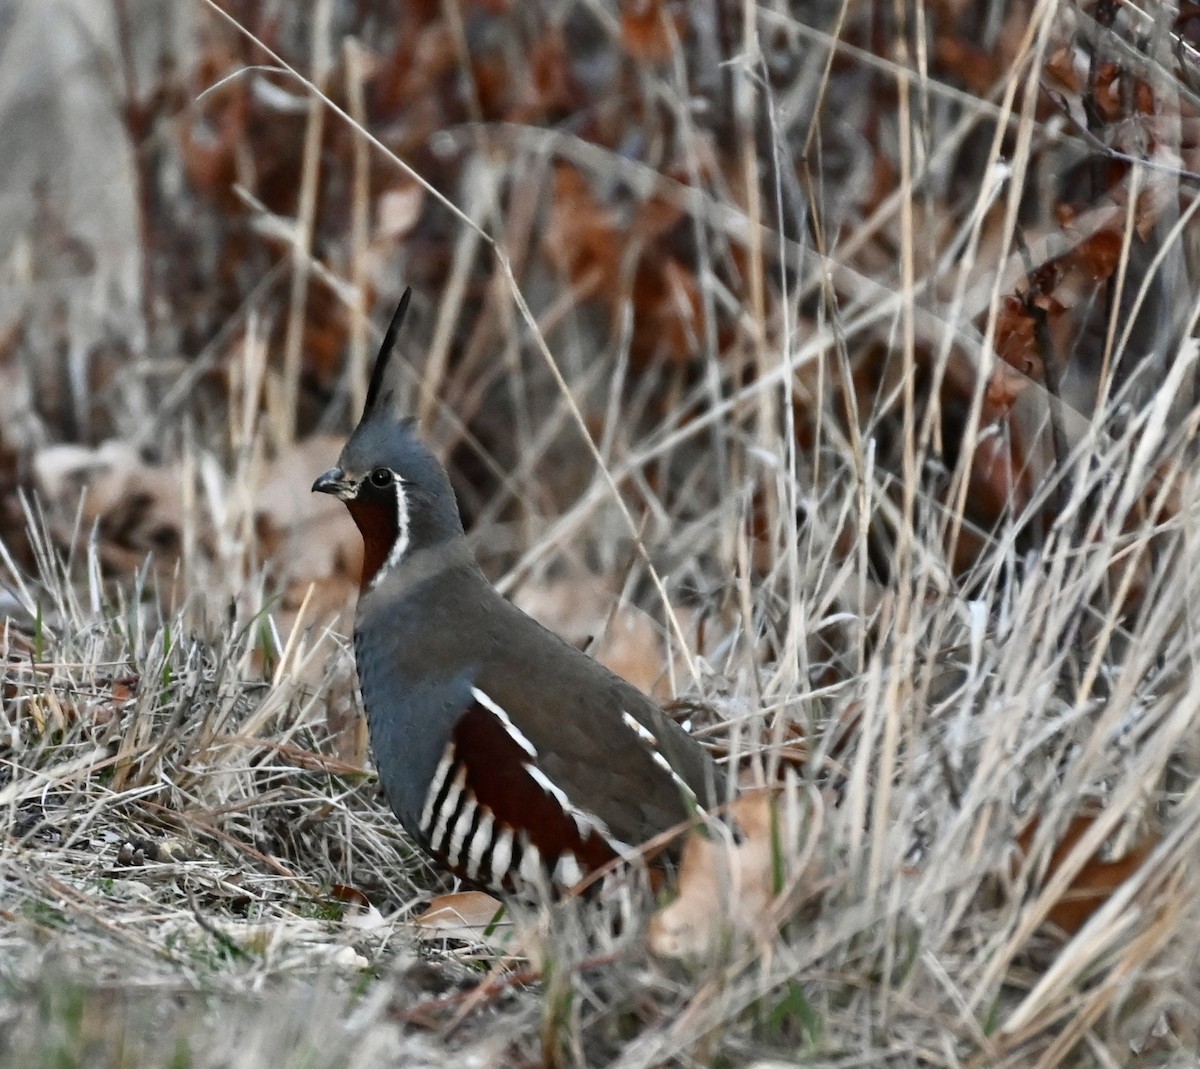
left=3, top=1, right=1200, bottom=1066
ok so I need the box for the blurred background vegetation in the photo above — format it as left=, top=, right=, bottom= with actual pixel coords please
left=3, top=1, right=1200, bottom=1065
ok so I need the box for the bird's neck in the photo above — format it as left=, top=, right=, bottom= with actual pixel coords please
left=346, top=495, right=408, bottom=592
left=355, top=518, right=478, bottom=603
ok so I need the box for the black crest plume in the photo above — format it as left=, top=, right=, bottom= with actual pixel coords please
left=363, top=287, right=412, bottom=421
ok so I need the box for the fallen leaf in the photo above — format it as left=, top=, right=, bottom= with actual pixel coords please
left=254, top=434, right=363, bottom=707
left=332, top=884, right=386, bottom=930
left=620, top=0, right=680, bottom=65
left=415, top=891, right=508, bottom=948
left=649, top=785, right=824, bottom=960
left=514, top=570, right=701, bottom=698
left=330, top=945, right=371, bottom=969
left=331, top=883, right=371, bottom=908
left=376, top=182, right=425, bottom=241
left=33, top=440, right=191, bottom=572
left=255, top=434, right=362, bottom=589
left=153, top=837, right=191, bottom=863
left=1015, top=810, right=1161, bottom=936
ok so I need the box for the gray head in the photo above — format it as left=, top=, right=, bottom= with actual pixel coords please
left=312, top=291, right=464, bottom=590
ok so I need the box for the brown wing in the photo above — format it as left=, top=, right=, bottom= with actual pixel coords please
left=415, top=689, right=622, bottom=894
left=474, top=601, right=717, bottom=852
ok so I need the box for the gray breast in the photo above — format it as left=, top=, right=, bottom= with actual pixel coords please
left=353, top=622, right=473, bottom=838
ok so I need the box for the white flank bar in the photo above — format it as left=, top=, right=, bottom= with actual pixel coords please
left=472, top=686, right=538, bottom=757
left=428, top=765, right=467, bottom=851
left=419, top=745, right=456, bottom=836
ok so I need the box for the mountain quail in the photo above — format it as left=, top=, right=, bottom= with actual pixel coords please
left=313, top=291, right=723, bottom=895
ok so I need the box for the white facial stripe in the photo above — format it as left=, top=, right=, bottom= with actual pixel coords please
left=369, top=475, right=409, bottom=589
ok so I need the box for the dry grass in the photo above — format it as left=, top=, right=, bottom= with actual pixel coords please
left=3, top=0, right=1200, bottom=1066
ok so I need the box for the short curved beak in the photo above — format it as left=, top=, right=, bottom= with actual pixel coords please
left=311, top=467, right=356, bottom=499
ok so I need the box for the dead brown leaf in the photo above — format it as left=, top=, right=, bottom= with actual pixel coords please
left=1015, top=810, right=1162, bottom=936
left=620, top=0, right=681, bottom=66
left=649, top=786, right=824, bottom=960
left=513, top=570, right=702, bottom=698
left=332, top=883, right=386, bottom=930
left=255, top=434, right=362, bottom=592
left=416, top=891, right=509, bottom=949
left=33, top=440, right=192, bottom=573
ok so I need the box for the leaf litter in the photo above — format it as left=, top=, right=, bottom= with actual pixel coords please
left=3, top=0, right=1200, bottom=1065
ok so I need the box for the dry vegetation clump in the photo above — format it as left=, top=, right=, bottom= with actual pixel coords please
left=3, top=0, right=1200, bottom=1065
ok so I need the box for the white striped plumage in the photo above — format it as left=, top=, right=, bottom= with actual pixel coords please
left=320, top=294, right=724, bottom=898
left=411, top=692, right=659, bottom=891
left=463, top=808, right=496, bottom=881
left=369, top=474, right=410, bottom=590
left=488, top=826, right=515, bottom=885
left=471, top=686, right=537, bottom=757
left=428, top=765, right=467, bottom=851
left=419, top=745, right=456, bottom=837
left=475, top=686, right=626, bottom=845
left=445, top=802, right=478, bottom=871
left=621, top=710, right=697, bottom=801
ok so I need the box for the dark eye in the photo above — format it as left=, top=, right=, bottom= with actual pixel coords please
left=368, top=467, right=394, bottom=489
